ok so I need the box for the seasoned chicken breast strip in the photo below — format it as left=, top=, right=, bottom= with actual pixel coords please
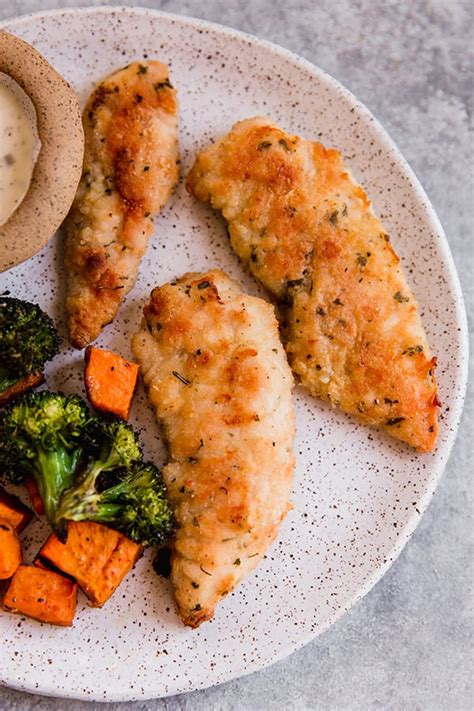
left=186, top=118, right=439, bottom=452
left=64, top=61, right=179, bottom=349
left=132, top=270, right=295, bottom=627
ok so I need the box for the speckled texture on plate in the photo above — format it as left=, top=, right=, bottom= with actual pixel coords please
left=0, top=4, right=469, bottom=704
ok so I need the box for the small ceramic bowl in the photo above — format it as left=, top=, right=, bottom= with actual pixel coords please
left=0, top=30, right=84, bottom=273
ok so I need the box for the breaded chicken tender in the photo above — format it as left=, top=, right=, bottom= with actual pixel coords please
left=64, top=61, right=179, bottom=349
left=186, top=118, right=439, bottom=452
left=132, top=270, right=295, bottom=627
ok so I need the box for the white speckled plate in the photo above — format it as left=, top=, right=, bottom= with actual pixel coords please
left=0, top=6, right=468, bottom=702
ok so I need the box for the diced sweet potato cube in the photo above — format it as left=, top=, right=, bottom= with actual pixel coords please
left=3, top=565, right=77, bottom=626
left=24, top=475, right=45, bottom=515
left=0, top=518, right=22, bottom=579
left=0, top=486, right=33, bottom=532
left=39, top=521, right=142, bottom=607
left=84, top=346, right=139, bottom=420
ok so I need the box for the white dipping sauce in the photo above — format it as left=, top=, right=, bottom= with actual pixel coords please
left=0, top=73, right=41, bottom=225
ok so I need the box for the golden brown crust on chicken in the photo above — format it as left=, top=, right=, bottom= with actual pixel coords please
left=186, top=117, right=439, bottom=452
left=132, top=270, right=295, bottom=626
left=64, top=61, right=179, bottom=349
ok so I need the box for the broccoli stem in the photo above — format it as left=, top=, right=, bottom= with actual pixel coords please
left=55, top=460, right=120, bottom=532
left=61, top=468, right=151, bottom=520
left=34, top=447, right=83, bottom=525
left=62, top=499, right=123, bottom=524
left=55, top=483, right=124, bottom=541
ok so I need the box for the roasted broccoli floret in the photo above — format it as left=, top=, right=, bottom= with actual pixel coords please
left=0, top=297, right=60, bottom=403
left=74, top=418, right=143, bottom=484
left=54, top=418, right=142, bottom=538
left=0, top=391, right=93, bottom=527
left=56, top=459, right=174, bottom=546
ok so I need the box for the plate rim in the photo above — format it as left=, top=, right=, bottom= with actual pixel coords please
left=0, top=4, right=469, bottom=702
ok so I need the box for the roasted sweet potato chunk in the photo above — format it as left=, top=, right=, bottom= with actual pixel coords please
left=39, top=521, right=142, bottom=607
left=3, top=565, right=77, bottom=626
left=0, top=518, right=22, bottom=579
left=84, top=346, right=139, bottom=420
left=0, top=486, right=33, bottom=532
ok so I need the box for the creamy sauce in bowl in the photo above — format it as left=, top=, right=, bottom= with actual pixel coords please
left=0, top=73, right=41, bottom=225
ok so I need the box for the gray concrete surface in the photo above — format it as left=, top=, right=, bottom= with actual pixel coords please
left=0, top=0, right=472, bottom=709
